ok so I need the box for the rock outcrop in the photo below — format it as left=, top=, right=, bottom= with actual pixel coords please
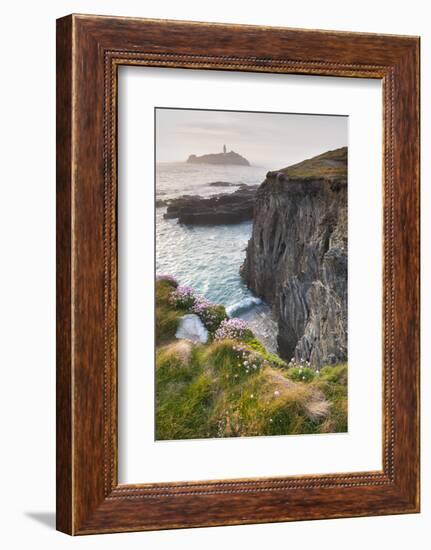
left=187, top=150, right=250, bottom=166
left=175, top=314, right=208, bottom=343
left=241, top=147, right=348, bottom=368
left=164, top=185, right=258, bottom=225
left=208, top=181, right=239, bottom=187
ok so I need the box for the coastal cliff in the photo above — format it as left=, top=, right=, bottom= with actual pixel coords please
left=241, top=147, right=348, bottom=367
left=187, top=150, right=250, bottom=166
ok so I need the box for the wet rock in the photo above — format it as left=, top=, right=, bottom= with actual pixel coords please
left=163, top=195, right=201, bottom=219
left=175, top=314, right=208, bottom=344
left=164, top=186, right=258, bottom=225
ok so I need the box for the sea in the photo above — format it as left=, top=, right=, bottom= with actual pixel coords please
left=155, top=162, right=279, bottom=352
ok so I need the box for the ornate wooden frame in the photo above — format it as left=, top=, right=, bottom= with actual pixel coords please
left=56, top=14, right=420, bottom=535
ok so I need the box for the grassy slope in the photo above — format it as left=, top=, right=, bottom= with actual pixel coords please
left=155, top=279, right=347, bottom=440
left=279, top=146, right=347, bottom=180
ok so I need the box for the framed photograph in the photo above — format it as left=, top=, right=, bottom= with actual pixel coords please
left=56, top=14, right=420, bottom=535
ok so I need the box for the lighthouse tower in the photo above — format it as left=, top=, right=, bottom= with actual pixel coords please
left=223, top=144, right=226, bottom=154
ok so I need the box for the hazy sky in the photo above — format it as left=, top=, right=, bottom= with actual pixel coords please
left=155, top=108, right=347, bottom=169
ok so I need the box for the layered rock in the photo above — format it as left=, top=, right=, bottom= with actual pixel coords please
left=241, top=147, right=348, bottom=367
left=164, top=185, right=258, bottom=225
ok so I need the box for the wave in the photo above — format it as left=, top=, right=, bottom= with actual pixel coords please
left=226, top=296, right=262, bottom=317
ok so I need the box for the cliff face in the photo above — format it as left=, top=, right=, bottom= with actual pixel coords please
left=187, top=150, right=250, bottom=166
left=241, top=147, right=347, bottom=368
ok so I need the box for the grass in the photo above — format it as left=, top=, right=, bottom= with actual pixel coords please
left=155, top=279, right=348, bottom=440
left=313, top=364, right=348, bottom=433
left=155, top=279, right=186, bottom=344
left=278, top=146, right=347, bottom=180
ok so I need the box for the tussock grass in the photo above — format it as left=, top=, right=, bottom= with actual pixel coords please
left=155, top=279, right=183, bottom=344
left=156, top=341, right=193, bottom=367
left=155, top=279, right=348, bottom=439
left=312, top=364, right=348, bottom=433
left=156, top=340, right=347, bottom=439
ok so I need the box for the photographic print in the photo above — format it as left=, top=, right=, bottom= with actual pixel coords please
left=56, top=16, right=420, bottom=533
left=155, top=107, right=348, bottom=440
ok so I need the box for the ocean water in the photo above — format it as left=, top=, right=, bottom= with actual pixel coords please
left=156, top=162, right=278, bottom=352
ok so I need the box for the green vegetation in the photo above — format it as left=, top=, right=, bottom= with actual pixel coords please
left=287, top=366, right=316, bottom=383
left=155, top=279, right=184, bottom=344
left=155, top=278, right=348, bottom=440
left=279, top=146, right=347, bottom=180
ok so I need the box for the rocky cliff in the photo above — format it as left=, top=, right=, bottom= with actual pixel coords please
left=241, top=147, right=348, bottom=368
left=187, top=150, right=250, bottom=166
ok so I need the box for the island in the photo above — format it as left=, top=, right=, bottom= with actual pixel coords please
left=186, top=144, right=250, bottom=166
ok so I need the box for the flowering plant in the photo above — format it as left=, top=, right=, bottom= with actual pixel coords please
left=287, top=364, right=315, bottom=382
left=191, top=295, right=212, bottom=315
left=168, top=282, right=227, bottom=332
left=214, top=318, right=249, bottom=341
left=169, top=285, right=196, bottom=309
left=192, top=296, right=224, bottom=332
left=232, top=343, right=268, bottom=375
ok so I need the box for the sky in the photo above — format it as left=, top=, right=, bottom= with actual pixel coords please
left=155, top=108, right=348, bottom=169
